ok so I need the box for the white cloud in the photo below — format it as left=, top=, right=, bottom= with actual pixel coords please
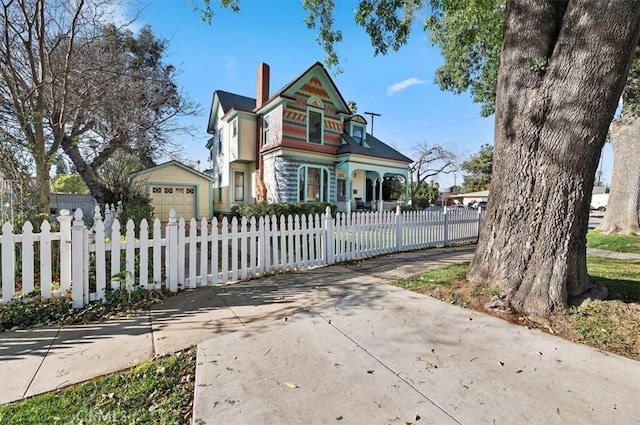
left=224, top=56, right=237, bottom=72
left=95, top=0, right=144, bottom=33
left=386, top=77, right=425, bottom=96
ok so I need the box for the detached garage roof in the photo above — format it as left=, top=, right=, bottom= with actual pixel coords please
left=130, top=160, right=215, bottom=181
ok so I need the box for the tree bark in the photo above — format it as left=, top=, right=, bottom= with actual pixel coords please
left=467, top=0, right=640, bottom=317
left=62, top=139, right=110, bottom=205
left=597, top=117, right=640, bottom=235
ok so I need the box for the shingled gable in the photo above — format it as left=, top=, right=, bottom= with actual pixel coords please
left=339, top=133, right=413, bottom=163
left=255, top=61, right=351, bottom=115
left=216, top=90, right=256, bottom=113
left=206, top=90, right=257, bottom=134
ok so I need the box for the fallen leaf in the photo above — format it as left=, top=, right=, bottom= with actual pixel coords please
left=284, top=382, right=298, bottom=389
left=426, top=362, right=438, bottom=369
left=499, top=361, right=504, bottom=367
left=536, top=351, right=543, bottom=357
left=515, top=369, right=523, bottom=374
left=367, top=370, right=375, bottom=374
left=336, top=416, right=343, bottom=421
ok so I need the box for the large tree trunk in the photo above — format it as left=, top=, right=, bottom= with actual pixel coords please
left=33, top=147, right=51, bottom=217
left=468, top=0, right=640, bottom=317
left=597, top=117, right=640, bottom=235
left=62, top=139, right=111, bottom=206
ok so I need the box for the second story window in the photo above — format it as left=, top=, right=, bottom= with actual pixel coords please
left=232, top=118, right=238, bottom=137
left=306, top=97, right=324, bottom=145
left=307, top=109, right=323, bottom=144
left=217, top=130, right=223, bottom=156
left=263, top=115, right=270, bottom=145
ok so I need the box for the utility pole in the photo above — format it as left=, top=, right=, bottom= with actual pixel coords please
left=364, top=111, right=381, bottom=136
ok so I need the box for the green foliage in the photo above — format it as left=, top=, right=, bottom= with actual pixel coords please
left=461, top=144, right=493, bottom=192
left=119, top=193, right=154, bottom=225
left=230, top=202, right=337, bottom=219
left=529, top=57, right=548, bottom=76
left=0, top=287, right=171, bottom=332
left=621, top=57, right=640, bottom=117
left=382, top=175, right=404, bottom=200
left=409, top=180, right=439, bottom=208
left=426, top=0, right=504, bottom=117
left=195, top=0, right=241, bottom=24
left=0, top=348, right=196, bottom=424
left=51, top=173, right=90, bottom=194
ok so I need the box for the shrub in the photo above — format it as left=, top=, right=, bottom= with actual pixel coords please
left=119, top=194, right=154, bottom=225
left=230, top=202, right=337, bottom=219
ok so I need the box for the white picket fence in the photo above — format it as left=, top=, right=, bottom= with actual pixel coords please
left=0, top=206, right=483, bottom=308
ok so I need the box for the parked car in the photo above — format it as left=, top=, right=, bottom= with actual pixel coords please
left=476, top=201, right=488, bottom=210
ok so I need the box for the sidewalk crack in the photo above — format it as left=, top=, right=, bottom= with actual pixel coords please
left=22, top=325, right=61, bottom=400
left=307, top=306, right=463, bottom=425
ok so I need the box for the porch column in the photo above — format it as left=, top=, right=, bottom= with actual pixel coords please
left=377, top=177, right=383, bottom=211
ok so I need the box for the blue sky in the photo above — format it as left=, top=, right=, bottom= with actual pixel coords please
left=129, top=1, right=613, bottom=189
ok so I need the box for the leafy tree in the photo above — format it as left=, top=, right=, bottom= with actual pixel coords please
left=409, top=180, right=439, bottom=208
left=461, top=144, right=493, bottom=192
left=382, top=175, right=404, bottom=201
left=52, top=174, right=90, bottom=194
left=0, top=0, right=196, bottom=214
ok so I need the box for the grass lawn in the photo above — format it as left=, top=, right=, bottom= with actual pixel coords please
left=393, top=256, right=640, bottom=361
left=0, top=348, right=196, bottom=425
left=587, top=230, right=640, bottom=254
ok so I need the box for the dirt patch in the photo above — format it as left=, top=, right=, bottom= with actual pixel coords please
left=410, top=279, right=640, bottom=361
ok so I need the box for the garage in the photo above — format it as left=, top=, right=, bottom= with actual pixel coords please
left=130, top=160, right=214, bottom=222
left=150, top=185, right=197, bottom=222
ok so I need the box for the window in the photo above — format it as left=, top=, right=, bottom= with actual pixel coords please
left=232, top=118, right=238, bottom=137
left=217, top=131, right=223, bottom=156
left=337, top=179, right=346, bottom=201
left=353, top=125, right=364, bottom=145
left=298, top=166, right=329, bottom=202
left=234, top=171, right=244, bottom=202
left=307, top=109, right=323, bottom=144
left=262, top=115, right=270, bottom=145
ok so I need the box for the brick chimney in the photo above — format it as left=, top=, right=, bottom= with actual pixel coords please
left=256, top=63, right=270, bottom=109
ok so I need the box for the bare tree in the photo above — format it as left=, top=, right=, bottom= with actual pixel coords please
left=408, top=142, right=457, bottom=207
left=0, top=0, right=197, bottom=213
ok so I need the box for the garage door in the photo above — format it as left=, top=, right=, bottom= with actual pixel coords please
left=151, top=186, right=196, bottom=221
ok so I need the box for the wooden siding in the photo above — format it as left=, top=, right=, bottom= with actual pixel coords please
left=132, top=165, right=212, bottom=219
left=238, top=116, right=257, bottom=161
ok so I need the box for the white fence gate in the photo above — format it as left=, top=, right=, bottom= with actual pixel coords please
left=0, top=206, right=483, bottom=308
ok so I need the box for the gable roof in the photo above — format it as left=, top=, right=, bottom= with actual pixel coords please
left=258, top=61, right=351, bottom=114
left=338, top=133, right=413, bottom=163
left=129, top=160, right=215, bottom=182
left=216, top=90, right=257, bottom=113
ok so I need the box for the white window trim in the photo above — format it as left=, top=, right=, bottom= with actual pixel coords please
left=232, top=118, right=238, bottom=138
left=297, top=165, right=330, bottom=203
left=262, top=114, right=270, bottom=146
left=233, top=170, right=245, bottom=203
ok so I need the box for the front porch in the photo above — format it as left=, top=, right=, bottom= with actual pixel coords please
left=335, top=162, right=409, bottom=213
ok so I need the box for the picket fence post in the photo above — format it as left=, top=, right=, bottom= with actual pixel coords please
left=395, top=205, right=403, bottom=252
left=477, top=206, right=483, bottom=238
left=443, top=206, right=449, bottom=246
left=71, top=209, right=85, bottom=308
left=324, top=207, right=334, bottom=265
left=166, top=209, right=178, bottom=292
left=1, top=221, right=15, bottom=302
left=58, top=209, right=72, bottom=293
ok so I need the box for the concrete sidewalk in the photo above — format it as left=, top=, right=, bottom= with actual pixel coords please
left=0, top=246, right=474, bottom=405
left=1, top=245, right=639, bottom=424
